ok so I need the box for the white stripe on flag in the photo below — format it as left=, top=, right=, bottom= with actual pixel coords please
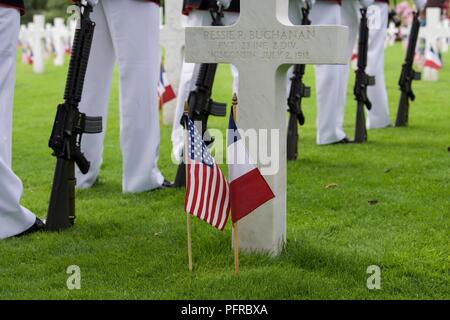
left=218, top=170, right=230, bottom=230
left=186, top=163, right=195, bottom=212
left=200, top=166, right=210, bottom=220
left=211, top=166, right=224, bottom=227
left=193, top=164, right=203, bottom=216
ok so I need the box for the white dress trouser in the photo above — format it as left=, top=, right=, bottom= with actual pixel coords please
left=367, top=2, right=390, bottom=129
left=288, top=0, right=346, bottom=145
left=339, top=0, right=360, bottom=137
left=171, top=10, right=239, bottom=161
left=75, top=0, right=164, bottom=193
left=0, top=8, right=36, bottom=239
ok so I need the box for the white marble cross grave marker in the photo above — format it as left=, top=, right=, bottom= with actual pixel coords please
left=419, top=8, right=450, bottom=81
left=185, top=0, right=348, bottom=256
left=52, top=18, right=69, bottom=67
left=442, top=18, right=449, bottom=53
left=386, top=22, right=399, bottom=47
left=32, top=15, right=46, bottom=74
left=160, top=0, right=187, bottom=125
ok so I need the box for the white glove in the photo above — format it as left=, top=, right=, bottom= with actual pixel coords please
left=413, top=0, right=427, bottom=11
left=303, top=0, right=315, bottom=8
left=217, top=0, right=232, bottom=10
left=80, top=0, right=98, bottom=7
left=360, top=0, right=375, bottom=8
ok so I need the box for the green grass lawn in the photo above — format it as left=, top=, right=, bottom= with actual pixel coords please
left=0, top=44, right=448, bottom=299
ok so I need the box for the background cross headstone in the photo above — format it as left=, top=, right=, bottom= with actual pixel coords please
left=160, top=0, right=187, bottom=125
left=386, top=22, right=399, bottom=47
left=419, top=8, right=450, bottom=81
left=52, top=18, right=69, bottom=67
left=185, top=0, right=348, bottom=255
left=32, top=15, right=46, bottom=74
left=441, top=18, right=449, bottom=53
left=68, top=18, right=78, bottom=53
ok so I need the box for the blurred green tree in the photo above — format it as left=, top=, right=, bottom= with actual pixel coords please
left=22, top=0, right=69, bottom=23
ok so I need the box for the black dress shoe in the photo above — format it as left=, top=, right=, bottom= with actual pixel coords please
left=333, top=137, right=351, bottom=145
left=15, top=217, right=45, bottom=238
left=160, top=179, right=175, bottom=189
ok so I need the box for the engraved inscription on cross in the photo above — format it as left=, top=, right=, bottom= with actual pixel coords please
left=185, top=0, right=348, bottom=256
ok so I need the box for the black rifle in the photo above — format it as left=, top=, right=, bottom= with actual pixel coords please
left=287, top=4, right=311, bottom=161
left=353, top=8, right=375, bottom=143
left=395, top=11, right=422, bottom=127
left=46, top=3, right=102, bottom=231
left=174, top=4, right=227, bottom=188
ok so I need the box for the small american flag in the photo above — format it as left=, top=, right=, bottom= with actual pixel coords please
left=184, top=117, right=230, bottom=231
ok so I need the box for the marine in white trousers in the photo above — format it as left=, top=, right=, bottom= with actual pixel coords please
left=340, top=0, right=390, bottom=132
left=288, top=0, right=346, bottom=145
left=0, top=8, right=36, bottom=239
left=366, top=1, right=390, bottom=129
left=75, top=0, right=164, bottom=193
left=171, top=10, right=239, bottom=161
left=339, top=0, right=361, bottom=138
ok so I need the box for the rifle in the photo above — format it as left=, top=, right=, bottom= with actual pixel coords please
left=353, top=8, right=375, bottom=143
left=287, top=3, right=311, bottom=161
left=174, top=3, right=227, bottom=187
left=395, top=11, right=422, bottom=127
left=46, top=3, right=102, bottom=231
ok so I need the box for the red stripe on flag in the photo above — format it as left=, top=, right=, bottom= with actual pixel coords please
left=424, top=59, right=442, bottom=70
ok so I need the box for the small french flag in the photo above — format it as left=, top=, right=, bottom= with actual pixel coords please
left=424, top=48, right=442, bottom=70
left=227, top=108, right=275, bottom=223
left=158, top=65, right=176, bottom=108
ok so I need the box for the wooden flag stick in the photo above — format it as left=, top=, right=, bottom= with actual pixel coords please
left=183, top=103, right=193, bottom=272
left=187, top=213, right=193, bottom=272
left=231, top=93, right=239, bottom=275
left=233, top=222, right=239, bottom=275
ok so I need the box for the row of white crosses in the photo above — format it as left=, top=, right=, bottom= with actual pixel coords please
left=419, top=8, right=450, bottom=81
left=19, top=15, right=76, bottom=74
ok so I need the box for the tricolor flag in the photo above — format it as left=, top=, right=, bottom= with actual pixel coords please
left=184, top=117, right=230, bottom=231
left=158, top=65, right=176, bottom=108
left=424, top=48, right=442, bottom=70
left=351, top=52, right=358, bottom=71
left=227, top=110, right=275, bottom=223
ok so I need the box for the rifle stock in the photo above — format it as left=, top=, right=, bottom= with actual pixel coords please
left=355, top=101, right=368, bottom=143
left=46, top=159, right=75, bottom=230
left=287, top=113, right=299, bottom=161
